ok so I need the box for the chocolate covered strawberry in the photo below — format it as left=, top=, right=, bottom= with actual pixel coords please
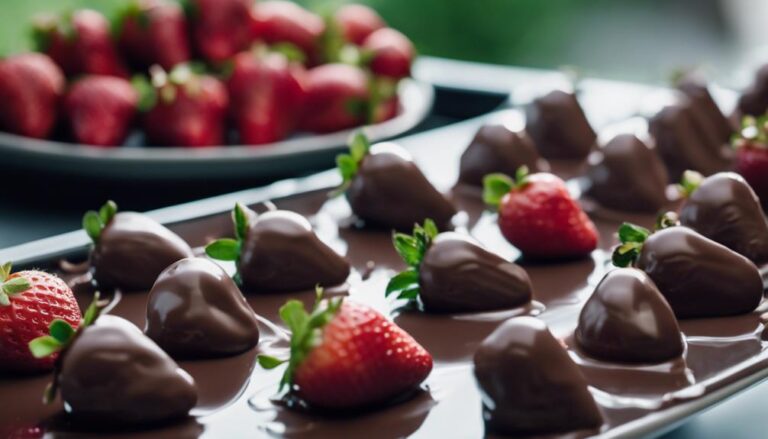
left=0, top=264, right=81, bottom=373
left=335, top=133, right=457, bottom=231
left=335, top=4, right=385, bottom=45
left=143, top=64, right=229, bottom=147
left=116, top=0, right=191, bottom=70
left=300, top=63, right=370, bottom=133
left=33, top=9, right=128, bottom=78
left=205, top=203, right=350, bottom=293
left=733, top=114, right=768, bottom=210
left=362, top=28, right=414, bottom=80
left=64, top=75, right=138, bottom=147
left=30, top=296, right=198, bottom=424
left=387, top=220, right=532, bottom=313
left=258, top=290, right=432, bottom=409
left=484, top=167, right=598, bottom=260
left=252, top=1, right=325, bottom=64
left=186, top=0, right=253, bottom=63
left=0, top=53, right=64, bottom=138
left=227, top=48, right=306, bottom=145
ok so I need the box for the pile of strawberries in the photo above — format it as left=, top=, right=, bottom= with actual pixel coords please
left=0, top=0, right=414, bottom=147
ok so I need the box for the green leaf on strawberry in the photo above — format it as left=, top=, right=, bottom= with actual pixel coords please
left=332, top=132, right=371, bottom=197
left=612, top=222, right=651, bottom=268
left=205, top=203, right=253, bottom=284
left=734, top=114, right=768, bottom=148
left=386, top=219, right=439, bottom=303
left=677, top=170, right=704, bottom=198
left=0, top=262, right=31, bottom=306
left=483, top=166, right=530, bottom=209
left=82, top=200, right=118, bottom=243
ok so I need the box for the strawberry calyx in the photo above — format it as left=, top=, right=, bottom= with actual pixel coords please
left=482, top=166, right=530, bottom=209
left=147, top=63, right=205, bottom=107
left=113, top=0, right=150, bottom=37
left=257, top=286, right=344, bottom=392
left=28, top=292, right=108, bottom=403
left=733, top=114, right=768, bottom=150
left=385, top=219, right=439, bottom=303
left=205, top=202, right=252, bottom=285
left=31, top=12, right=77, bottom=52
left=332, top=132, right=371, bottom=197
left=611, top=223, right=651, bottom=268
left=677, top=169, right=704, bottom=198
left=0, top=262, right=31, bottom=306
left=82, top=200, right=118, bottom=244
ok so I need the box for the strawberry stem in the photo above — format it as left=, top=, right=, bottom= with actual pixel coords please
left=82, top=200, right=118, bottom=244
left=386, top=219, right=439, bottom=303
left=332, top=132, right=371, bottom=197
left=734, top=114, right=768, bottom=149
left=677, top=170, right=704, bottom=199
left=205, top=203, right=252, bottom=285
left=611, top=223, right=651, bottom=268
left=0, top=262, right=31, bottom=307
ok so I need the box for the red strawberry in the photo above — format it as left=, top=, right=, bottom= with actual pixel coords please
left=300, top=63, right=370, bottom=133
left=116, top=0, right=191, bottom=71
left=362, top=28, right=414, bottom=79
left=143, top=65, right=229, bottom=147
left=259, top=291, right=432, bottom=409
left=335, top=4, right=385, bottom=46
left=484, top=167, right=598, bottom=259
left=0, top=53, right=64, bottom=138
left=187, top=0, right=253, bottom=63
left=251, top=1, right=325, bottom=64
left=733, top=114, right=768, bottom=207
left=32, top=9, right=128, bottom=78
left=371, top=95, right=399, bottom=124
left=64, top=75, right=139, bottom=147
left=0, top=263, right=81, bottom=373
left=227, top=49, right=306, bottom=145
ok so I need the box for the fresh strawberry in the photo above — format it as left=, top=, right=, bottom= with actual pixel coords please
left=371, top=95, right=399, bottom=123
left=484, top=167, right=598, bottom=259
left=251, top=1, right=325, bottom=65
left=362, top=28, right=414, bottom=79
left=300, top=63, right=369, bottom=133
left=143, top=65, right=229, bottom=147
left=227, top=48, right=306, bottom=145
left=0, top=263, right=81, bottom=373
left=258, top=290, right=432, bottom=409
left=186, top=0, right=254, bottom=63
left=733, top=114, right=768, bottom=207
left=335, top=4, right=385, bottom=46
left=0, top=53, right=64, bottom=138
left=64, top=75, right=139, bottom=147
left=116, top=0, right=191, bottom=71
left=32, top=9, right=128, bottom=78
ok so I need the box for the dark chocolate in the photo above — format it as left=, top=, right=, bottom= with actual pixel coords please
left=59, top=315, right=197, bottom=426
left=575, top=268, right=684, bottom=363
left=737, top=64, right=768, bottom=117
left=458, top=124, right=548, bottom=187
left=239, top=210, right=351, bottom=292
left=585, top=134, right=669, bottom=213
left=525, top=90, right=596, bottom=160
left=676, top=73, right=734, bottom=143
left=679, top=172, right=768, bottom=264
left=474, top=317, right=603, bottom=436
left=91, top=212, right=194, bottom=291
left=418, top=232, right=532, bottom=312
left=346, top=143, right=457, bottom=231
left=145, top=257, right=260, bottom=358
left=637, top=227, right=763, bottom=319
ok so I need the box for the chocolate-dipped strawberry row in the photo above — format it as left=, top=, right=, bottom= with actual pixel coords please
left=29, top=295, right=197, bottom=425
left=525, top=89, right=596, bottom=160
left=205, top=203, right=350, bottom=292
left=334, top=133, right=457, bottom=231
left=83, top=201, right=193, bottom=291
left=386, top=220, right=532, bottom=313
left=613, top=218, right=762, bottom=318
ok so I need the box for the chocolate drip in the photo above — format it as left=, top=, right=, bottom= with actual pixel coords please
left=637, top=227, right=763, bottom=319
left=458, top=124, right=547, bottom=187
left=676, top=74, right=734, bottom=143
left=576, top=268, right=684, bottom=363
left=146, top=258, right=260, bottom=358
left=239, top=210, right=350, bottom=292
left=586, top=134, right=668, bottom=213
left=346, top=143, right=457, bottom=231
left=59, top=315, right=198, bottom=426
left=418, top=232, right=532, bottom=312
left=680, top=172, right=768, bottom=264
left=525, top=90, right=596, bottom=160
left=91, top=212, right=193, bottom=291
left=474, top=317, right=603, bottom=436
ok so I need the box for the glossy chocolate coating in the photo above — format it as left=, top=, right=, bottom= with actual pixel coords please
left=458, top=124, right=547, bottom=187
left=525, top=90, right=596, bottom=160
left=146, top=257, right=260, bottom=358
left=676, top=74, right=734, bottom=143
left=679, top=172, right=768, bottom=264
left=649, top=98, right=733, bottom=180
left=576, top=268, right=684, bottom=363
left=738, top=64, right=768, bottom=117
left=474, top=317, right=603, bottom=436
left=239, top=210, right=350, bottom=292
left=586, top=134, right=669, bottom=213
left=91, top=212, right=194, bottom=291
left=346, top=143, right=457, bottom=231
left=637, top=227, right=763, bottom=319
left=60, top=315, right=198, bottom=425
left=418, top=232, right=532, bottom=312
